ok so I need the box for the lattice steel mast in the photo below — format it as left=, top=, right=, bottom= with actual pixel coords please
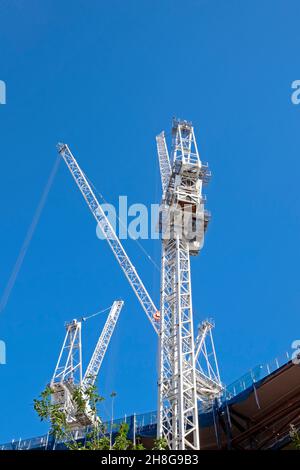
left=157, top=119, right=212, bottom=449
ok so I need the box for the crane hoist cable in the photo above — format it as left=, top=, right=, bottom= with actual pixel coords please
left=80, top=304, right=114, bottom=322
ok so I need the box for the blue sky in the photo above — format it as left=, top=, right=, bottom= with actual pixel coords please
left=0, top=0, right=300, bottom=443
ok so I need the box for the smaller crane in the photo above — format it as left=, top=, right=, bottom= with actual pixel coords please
left=50, top=300, right=124, bottom=430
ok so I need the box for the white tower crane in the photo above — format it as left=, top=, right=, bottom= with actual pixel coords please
left=57, top=121, right=222, bottom=449
left=51, top=300, right=124, bottom=430
left=156, top=120, right=222, bottom=450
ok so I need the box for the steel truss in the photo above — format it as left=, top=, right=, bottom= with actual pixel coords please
left=57, top=143, right=159, bottom=334
left=157, top=119, right=221, bottom=449
left=51, top=320, right=83, bottom=427
left=195, top=320, right=222, bottom=406
left=52, top=319, right=82, bottom=385
left=83, top=300, right=123, bottom=390
left=57, top=120, right=222, bottom=448
left=158, top=236, right=199, bottom=450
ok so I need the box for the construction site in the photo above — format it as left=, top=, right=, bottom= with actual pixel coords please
left=1, top=1, right=299, bottom=456
left=1, top=119, right=300, bottom=451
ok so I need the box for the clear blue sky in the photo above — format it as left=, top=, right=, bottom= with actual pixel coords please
left=0, top=0, right=299, bottom=443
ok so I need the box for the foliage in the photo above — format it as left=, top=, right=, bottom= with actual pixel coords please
left=34, top=385, right=170, bottom=451
left=290, top=425, right=300, bottom=450
left=34, top=384, right=110, bottom=450
left=33, top=385, right=70, bottom=442
left=152, top=437, right=168, bottom=450
left=112, top=423, right=131, bottom=450
left=132, top=436, right=145, bottom=450
left=133, top=443, right=146, bottom=450
left=34, top=385, right=145, bottom=450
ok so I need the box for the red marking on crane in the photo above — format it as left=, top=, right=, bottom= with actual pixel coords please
left=153, top=311, right=160, bottom=321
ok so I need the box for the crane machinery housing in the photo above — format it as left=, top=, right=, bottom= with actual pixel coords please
left=57, top=118, right=222, bottom=450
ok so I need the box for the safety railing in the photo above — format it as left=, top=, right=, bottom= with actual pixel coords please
left=0, top=352, right=292, bottom=450
left=223, top=352, right=291, bottom=400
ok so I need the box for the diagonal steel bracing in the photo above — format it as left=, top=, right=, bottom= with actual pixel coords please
left=158, top=236, right=199, bottom=450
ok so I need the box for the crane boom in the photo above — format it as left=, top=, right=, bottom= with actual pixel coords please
left=57, top=143, right=159, bottom=334
left=156, top=131, right=171, bottom=196
left=83, top=300, right=124, bottom=390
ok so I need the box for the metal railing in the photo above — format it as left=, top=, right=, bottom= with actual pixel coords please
left=223, top=352, right=291, bottom=400
left=0, top=352, right=292, bottom=450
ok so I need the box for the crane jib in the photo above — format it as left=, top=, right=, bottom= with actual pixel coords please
left=57, top=143, right=160, bottom=335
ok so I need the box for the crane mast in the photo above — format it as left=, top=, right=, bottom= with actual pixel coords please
left=157, top=119, right=202, bottom=450
left=157, top=119, right=218, bottom=450
left=57, top=143, right=159, bottom=335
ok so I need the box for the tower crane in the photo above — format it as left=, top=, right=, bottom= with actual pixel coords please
left=57, top=121, right=222, bottom=449
left=51, top=300, right=124, bottom=430
left=156, top=120, right=222, bottom=450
